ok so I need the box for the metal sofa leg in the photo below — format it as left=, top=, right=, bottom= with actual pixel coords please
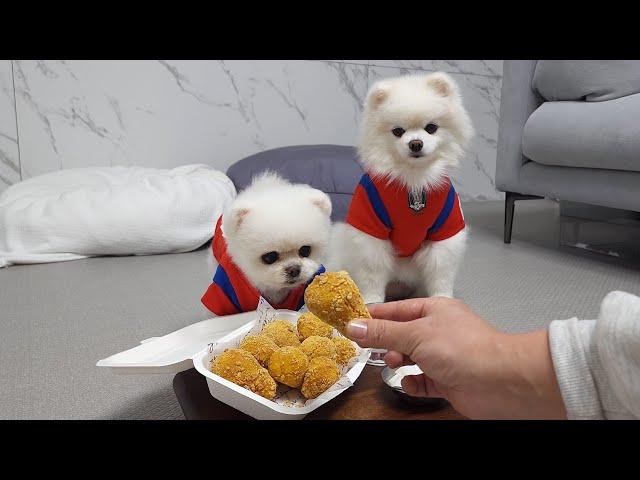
left=504, top=192, right=516, bottom=244
left=504, top=192, right=544, bottom=244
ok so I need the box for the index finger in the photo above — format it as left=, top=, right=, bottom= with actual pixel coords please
left=367, top=297, right=435, bottom=322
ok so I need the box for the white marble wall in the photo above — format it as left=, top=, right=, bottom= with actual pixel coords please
left=0, top=61, right=20, bottom=191
left=1, top=60, right=503, bottom=200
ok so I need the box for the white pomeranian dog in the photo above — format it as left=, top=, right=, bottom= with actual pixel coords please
left=328, top=72, right=474, bottom=303
left=201, top=172, right=332, bottom=316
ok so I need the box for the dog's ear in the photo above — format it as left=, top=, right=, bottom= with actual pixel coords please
left=225, top=206, right=251, bottom=234
left=366, top=81, right=390, bottom=108
left=308, top=190, right=332, bottom=217
left=426, top=72, right=458, bottom=98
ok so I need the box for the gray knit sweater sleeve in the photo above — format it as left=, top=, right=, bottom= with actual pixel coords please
left=548, top=291, right=640, bottom=420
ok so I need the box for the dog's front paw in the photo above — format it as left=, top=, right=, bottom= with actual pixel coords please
left=430, top=291, right=453, bottom=299
left=363, top=293, right=385, bottom=305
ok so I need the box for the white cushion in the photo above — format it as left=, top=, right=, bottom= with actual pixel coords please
left=0, top=164, right=236, bottom=267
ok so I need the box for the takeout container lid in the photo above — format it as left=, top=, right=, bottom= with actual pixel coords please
left=96, top=309, right=264, bottom=374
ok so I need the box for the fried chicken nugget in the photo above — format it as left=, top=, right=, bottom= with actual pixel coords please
left=210, top=348, right=277, bottom=400
left=301, top=356, right=341, bottom=399
left=304, top=271, right=371, bottom=334
left=262, top=320, right=301, bottom=347
left=297, top=311, right=333, bottom=341
left=333, top=336, right=357, bottom=366
left=300, top=335, right=337, bottom=361
left=239, top=334, right=279, bottom=367
left=267, top=346, right=309, bottom=388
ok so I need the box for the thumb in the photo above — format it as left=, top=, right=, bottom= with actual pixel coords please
left=345, top=317, right=416, bottom=354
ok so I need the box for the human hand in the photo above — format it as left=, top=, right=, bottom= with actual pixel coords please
left=345, top=297, right=566, bottom=419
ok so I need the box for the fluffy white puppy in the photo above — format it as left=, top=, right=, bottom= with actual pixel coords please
left=207, top=172, right=332, bottom=310
left=329, top=73, right=474, bottom=303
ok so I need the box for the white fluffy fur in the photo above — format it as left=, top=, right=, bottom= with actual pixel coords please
left=328, top=72, right=474, bottom=302
left=219, top=172, right=332, bottom=305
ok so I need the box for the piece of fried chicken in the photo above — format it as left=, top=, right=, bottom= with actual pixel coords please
left=304, top=270, right=371, bottom=334
left=297, top=311, right=333, bottom=341
left=332, top=336, right=357, bottom=366
left=240, top=334, right=279, bottom=367
left=301, top=356, right=341, bottom=399
left=210, top=348, right=277, bottom=400
left=267, top=346, right=309, bottom=388
left=300, top=335, right=337, bottom=361
left=262, top=320, right=301, bottom=347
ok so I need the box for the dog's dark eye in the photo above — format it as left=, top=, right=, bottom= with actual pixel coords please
left=391, top=127, right=405, bottom=137
left=425, top=123, right=438, bottom=134
left=298, top=246, right=312, bottom=258
left=261, top=251, right=279, bottom=265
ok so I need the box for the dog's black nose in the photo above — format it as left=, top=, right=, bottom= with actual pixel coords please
left=285, top=265, right=301, bottom=278
left=409, top=139, right=423, bottom=152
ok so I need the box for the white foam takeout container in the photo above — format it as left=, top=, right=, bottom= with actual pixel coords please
left=97, top=309, right=370, bottom=420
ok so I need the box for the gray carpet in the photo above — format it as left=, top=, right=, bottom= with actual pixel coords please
left=0, top=198, right=638, bottom=419
left=458, top=199, right=640, bottom=333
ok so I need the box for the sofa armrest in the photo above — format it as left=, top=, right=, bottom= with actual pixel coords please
left=496, top=60, right=544, bottom=193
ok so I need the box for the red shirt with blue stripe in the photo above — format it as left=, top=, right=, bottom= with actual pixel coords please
left=201, top=216, right=326, bottom=316
left=345, top=173, right=465, bottom=257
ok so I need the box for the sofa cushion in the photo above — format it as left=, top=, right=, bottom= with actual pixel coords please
left=533, top=60, right=640, bottom=102
left=226, top=144, right=363, bottom=221
left=522, top=93, right=640, bottom=173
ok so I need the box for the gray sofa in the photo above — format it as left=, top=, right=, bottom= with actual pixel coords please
left=496, top=60, right=640, bottom=242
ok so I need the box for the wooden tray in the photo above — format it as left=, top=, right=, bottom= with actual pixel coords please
left=173, top=365, right=466, bottom=420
